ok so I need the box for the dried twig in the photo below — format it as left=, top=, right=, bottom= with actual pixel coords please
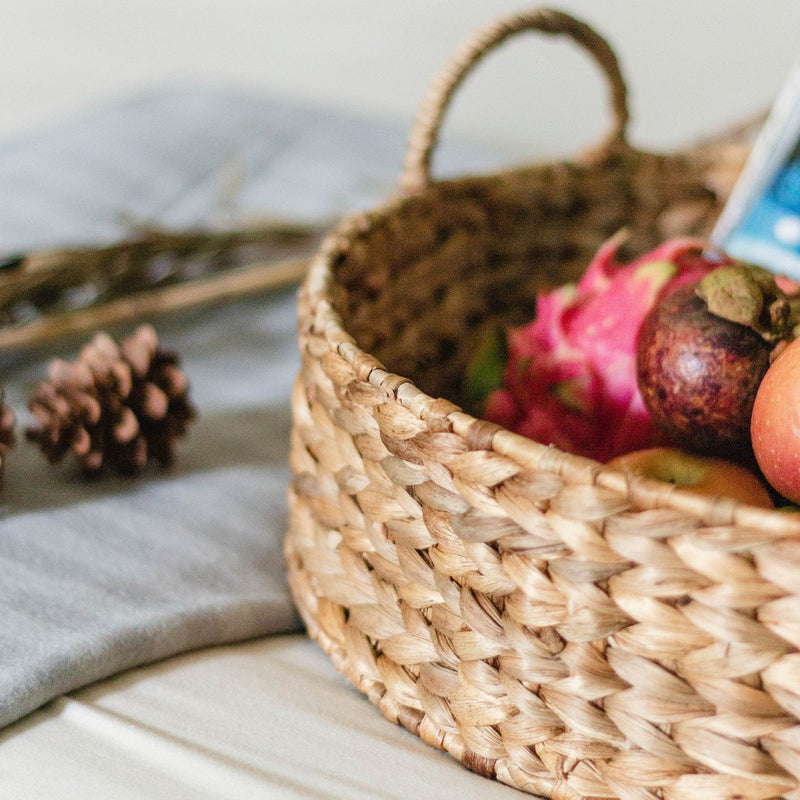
left=0, top=221, right=323, bottom=351
left=0, top=255, right=310, bottom=351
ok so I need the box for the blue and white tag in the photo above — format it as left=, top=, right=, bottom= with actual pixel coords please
left=712, top=64, right=800, bottom=280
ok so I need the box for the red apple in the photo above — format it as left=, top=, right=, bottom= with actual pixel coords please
left=608, top=447, right=774, bottom=508
left=751, top=337, right=800, bottom=503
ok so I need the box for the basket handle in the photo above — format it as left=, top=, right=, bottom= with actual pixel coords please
left=399, top=7, right=630, bottom=193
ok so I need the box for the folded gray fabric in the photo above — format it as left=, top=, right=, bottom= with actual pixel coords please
left=0, top=85, right=503, bottom=728
left=0, top=291, right=305, bottom=729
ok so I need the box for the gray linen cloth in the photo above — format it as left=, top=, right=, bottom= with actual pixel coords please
left=0, top=86, right=504, bottom=728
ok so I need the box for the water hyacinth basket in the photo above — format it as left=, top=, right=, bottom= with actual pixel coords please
left=285, top=8, right=800, bottom=799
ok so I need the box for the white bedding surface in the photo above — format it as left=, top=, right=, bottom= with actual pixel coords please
left=1, top=635, right=529, bottom=799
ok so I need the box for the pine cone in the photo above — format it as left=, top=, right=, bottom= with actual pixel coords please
left=26, top=325, right=195, bottom=476
left=0, top=388, right=15, bottom=486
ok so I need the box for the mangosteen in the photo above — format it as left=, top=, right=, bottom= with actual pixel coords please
left=636, top=283, right=772, bottom=458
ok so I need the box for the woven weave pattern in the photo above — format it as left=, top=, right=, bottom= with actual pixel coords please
left=286, top=8, right=800, bottom=799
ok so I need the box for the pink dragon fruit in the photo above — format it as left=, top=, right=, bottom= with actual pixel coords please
left=484, top=236, right=731, bottom=461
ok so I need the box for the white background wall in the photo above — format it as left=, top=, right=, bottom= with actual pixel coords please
left=4, top=1, right=800, bottom=158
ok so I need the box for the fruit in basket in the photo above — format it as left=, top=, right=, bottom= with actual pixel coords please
left=637, top=263, right=800, bottom=459
left=483, top=235, right=725, bottom=461
left=608, top=446, right=773, bottom=508
left=636, top=283, right=771, bottom=458
left=751, top=337, right=800, bottom=503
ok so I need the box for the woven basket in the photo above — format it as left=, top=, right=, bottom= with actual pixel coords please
left=286, top=8, right=800, bottom=799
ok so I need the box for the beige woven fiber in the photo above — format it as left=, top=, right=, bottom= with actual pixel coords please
left=286, top=8, right=800, bottom=799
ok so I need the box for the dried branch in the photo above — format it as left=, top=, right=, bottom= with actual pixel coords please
left=0, top=221, right=323, bottom=351
left=0, top=255, right=310, bottom=351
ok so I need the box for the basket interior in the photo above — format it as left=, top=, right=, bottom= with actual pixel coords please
left=329, top=144, right=745, bottom=406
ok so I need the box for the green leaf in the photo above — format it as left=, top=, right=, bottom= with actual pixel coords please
left=463, top=324, right=508, bottom=413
